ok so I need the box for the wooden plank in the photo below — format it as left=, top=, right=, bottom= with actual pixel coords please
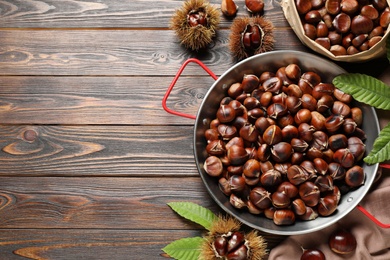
left=0, top=0, right=290, bottom=28
left=0, top=229, right=203, bottom=260
left=0, top=177, right=217, bottom=229
left=0, top=229, right=284, bottom=259
left=0, top=125, right=199, bottom=177
left=0, top=29, right=307, bottom=76
left=0, top=76, right=212, bottom=125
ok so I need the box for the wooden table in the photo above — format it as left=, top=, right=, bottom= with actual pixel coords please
left=0, top=1, right=388, bottom=259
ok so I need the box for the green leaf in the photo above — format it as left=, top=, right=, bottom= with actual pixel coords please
left=168, top=202, right=217, bottom=230
left=162, top=237, right=204, bottom=260
left=333, top=73, right=390, bottom=110
left=364, top=122, right=390, bottom=164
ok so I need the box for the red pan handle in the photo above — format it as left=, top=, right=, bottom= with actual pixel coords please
left=162, top=58, right=218, bottom=120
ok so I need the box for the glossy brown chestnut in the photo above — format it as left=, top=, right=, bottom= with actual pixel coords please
left=345, top=165, right=365, bottom=187
left=333, top=148, right=355, bottom=168
left=273, top=209, right=296, bottom=225
left=328, top=162, right=346, bottom=180
left=329, top=229, right=357, bottom=255
left=263, top=125, right=283, bottom=145
left=204, top=156, right=224, bottom=177
left=249, top=187, right=272, bottom=209
left=299, top=181, right=320, bottom=207
left=301, top=248, right=326, bottom=260
left=261, top=169, right=283, bottom=187
left=241, top=74, right=260, bottom=93
left=292, top=198, right=307, bottom=216
left=271, top=142, right=293, bottom=163
left=227, top=144, right=248, bottom=165
left=272, top=191, right=291, bottom=208
left=287, top=165, right=310, bottom=185
left=347, top=137, right=366, bottom=161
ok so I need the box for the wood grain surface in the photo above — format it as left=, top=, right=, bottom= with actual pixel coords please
left=0, top=0, right=388, bottom=259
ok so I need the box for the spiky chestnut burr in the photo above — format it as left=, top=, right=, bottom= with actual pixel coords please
left=200, top=216, right=268, bottom=260
left=229, top=16, right=275, bottom=60
left=170, top=0, right=220, bottom=51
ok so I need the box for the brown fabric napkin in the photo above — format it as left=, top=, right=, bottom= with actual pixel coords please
left=268, top=168, right=390, bottom=259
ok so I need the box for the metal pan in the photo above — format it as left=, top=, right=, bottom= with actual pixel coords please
left=165, top=50, right=380, bottom=235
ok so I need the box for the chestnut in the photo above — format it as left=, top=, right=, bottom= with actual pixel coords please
left=325, top=114, right=344, bottom=133
left=292, top=198, right=307, bottom=215
left=241, top=74, right=260, bottom=93
left=329, top=229, right=357, bottom=255
left=311, top=111, right=326, bottom=131
left=333, top=88, right=352, bottom=104
left=217, top=104, right=236, bottom=123
left=318, top=195, right=338, bottom=216
left=255, top=117, right=271, bottom=134
left=301, top=93, right=318, bottom=111
left=273, top=209, right=296, bottom=225
left=263, top=125, right=283, bottom=145
left=333, top=13, right=352, bottom=34
left=271, top=191, right=291, bottom=208
left=274, top=162, right=291, bottom=175
left=332, top=101, right=351, bottom=117
left=239, top=124, right=259, bottom=142
left=342, top=118, right=357, bottom=134
left=204, top=156, right=224, bottom=177
left=257, top=143, right=271, bottom=162
left=285, top=63, right=302, bottom=81
left=277, top=181, right=299, bottom=198
left=227, top=144, right=248, bottom=165
left=245, top=0, right=265, bottom=13
left=271, top=142, right=293, bottom=163
left=267, top=102, right=288, bottom=119
left=299, top=181, right=320, bottom=207
left=347, top=136, right=365, bottom=161
left=313, top=158, right=328, bottom=175
left=282, top=125, right=299, bottom=142
left=247, top=200, right=263, bottom=215
left=326, top=0, right=341, bottom=15
left=300, top=248, right=326, bottom=260
left=207, top=139, right=226, bottom=156
left=243, top=159, right=261, bottom=178
left=317, top=94, right=334, bottom=113
left=287, top=165, right=310, bottom=185
left=286, top=83, right=303, bottom=98
left=261, top=169, right=283, bottom=187
left=205, top=128, right=219, bottom=143
left=315, top=175, right=334, bottom=192
left=295, top=108, right=312, bottom=125
left=345, top=165, right=365, bottom=187
left=286, top=95, right=302, bottom=114
left=249, top=187, right=272, bottom=209
left=228, top=82, right=243, bottom=99
left=299, top=206, right=319, bottom=221
left=328, top=133, right=348, bottom=151
left=351, top=14, right=374, bottom=35
left=263, top=76, right=283, bottom=93
left=328, top=162, right=346, bottom=180
left=298, top=123, right=316, bottom=142
left=296, top=0, right=312, bottom=14
left=219, top=177, right=232, bottom=196
left=218, top=124, right=238, bottom=140
left=291, top=138, right=309, bottom=152
left=243, top=96, right=260, bottom=110
left=333, top=148, right=355, bottom=168
left=312, top=130, right=329, bottom=151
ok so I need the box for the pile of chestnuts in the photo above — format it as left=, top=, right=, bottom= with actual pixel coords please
left=203, top=63, right=367, bottom=226
left=295, top=0, right=390, bottom=56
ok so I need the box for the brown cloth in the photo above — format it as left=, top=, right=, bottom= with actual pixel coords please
left=269, top=167, right=390, bottom=259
